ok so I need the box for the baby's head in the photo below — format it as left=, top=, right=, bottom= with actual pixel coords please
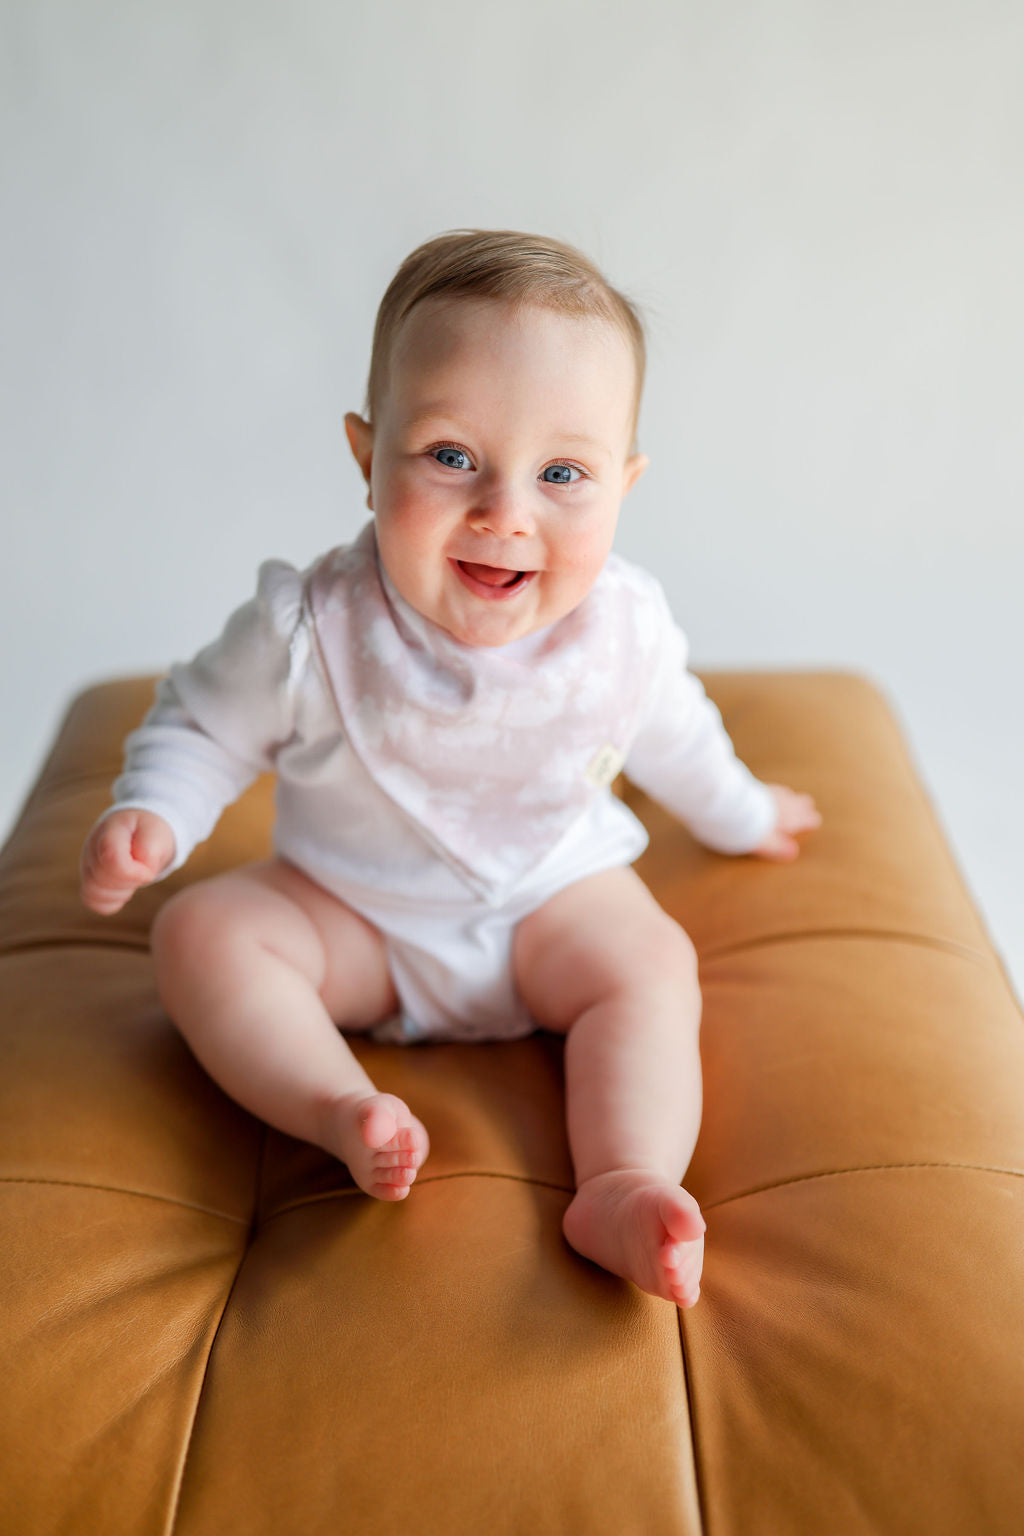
left=346, top=230, right=649, bottom=648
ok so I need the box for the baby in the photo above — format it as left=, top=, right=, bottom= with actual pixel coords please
left=80, top=229, right=820, bottom=1310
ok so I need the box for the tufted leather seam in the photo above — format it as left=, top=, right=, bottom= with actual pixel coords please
left=0, top=936, right=153, bottom=959
left=0, top=1175, right=249, bottom=1224
left=676, top=1308, right=706, bottom=1536
left=0, top=926, right=997, bottom=970
left=164, top=1238, right=253, bottom=1536
left=699, top=927, right=991, bottom=967
left=252, top=1168, right=575, bottom=1227
left=165, top=1122, right=265, bottom=1536
left=702, top=1160, right=1024, bottom=1211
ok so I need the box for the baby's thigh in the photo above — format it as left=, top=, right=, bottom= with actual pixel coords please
left=151, top=857, right=398, bottom=1030
left=512, top=867, right=699, bottom=1034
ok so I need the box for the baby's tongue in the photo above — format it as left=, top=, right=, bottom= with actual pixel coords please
left=460, top=561, right=517, bottom=587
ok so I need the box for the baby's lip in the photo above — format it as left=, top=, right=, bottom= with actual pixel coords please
left=457, top=560, right=528, bottom=587
left=450, top=558, right=538, bottom=600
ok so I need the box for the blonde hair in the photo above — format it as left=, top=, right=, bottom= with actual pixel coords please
left=364, top=229, right=647, bottom=450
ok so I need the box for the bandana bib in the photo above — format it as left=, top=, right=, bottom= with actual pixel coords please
left=307, top=522, right=661, bottom=901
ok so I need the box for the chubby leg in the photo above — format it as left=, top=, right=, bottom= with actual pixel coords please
left=151, top=859, right=429, bottom=1200
left=513, top=867, right=705, bottom=1307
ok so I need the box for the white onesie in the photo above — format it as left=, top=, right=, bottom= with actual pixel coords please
left=109, top=522, right=776, bottom=1044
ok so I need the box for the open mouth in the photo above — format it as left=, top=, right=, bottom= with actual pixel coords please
left=453, top=560, right=535, bottom=598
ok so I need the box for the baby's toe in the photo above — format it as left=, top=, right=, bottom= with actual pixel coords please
left=398, top=1121, right=431, bottom=1169
left=373, top=1148, right=417, bottom=1169
left=661, top=1236, right=704, bottom=1309
left=370, top=1179, right=412, bottom=1201
left=658, top=1188, right=705, bottom=1245
left=375, top=1164, right=416, bottom=1186
left=359, top=1099, right=399, bottom=1150
left=669, top=1275, right=701, bottom=1309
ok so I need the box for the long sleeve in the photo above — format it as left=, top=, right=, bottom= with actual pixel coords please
left=104, top=559, right=310, bottom=874
left=624, top=582, right=777, bottom=855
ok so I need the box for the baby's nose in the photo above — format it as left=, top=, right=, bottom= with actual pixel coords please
left=467, top=484, right=536, bottom=539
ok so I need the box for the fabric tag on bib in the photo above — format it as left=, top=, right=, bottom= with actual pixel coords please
left=584, top=743, right=625, bottom=790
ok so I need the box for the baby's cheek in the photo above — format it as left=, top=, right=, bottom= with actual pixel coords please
left=561, top=523, right=618, bottom=580
left=386, top=490, right=454, bottom=550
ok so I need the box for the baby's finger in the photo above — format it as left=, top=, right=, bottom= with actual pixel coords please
left=89, top=819, right=138, bottom=881
left=128, top=816, right=174, bottom=876
left=751, top=828, right=801, bottom=862
left=784, top=796, right=822, bottom=833
left=81, top=827, right=150, bottom=913
left=79, top=858, right=139, bottom=913
left=768, top=786, right=822, bottom=835
left=82, top=883, right=132, bottom=916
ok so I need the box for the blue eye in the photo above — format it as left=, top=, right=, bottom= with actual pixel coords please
left=434, top=446, right=471, bottom=470
left=541, top=463, right=582, bottom=484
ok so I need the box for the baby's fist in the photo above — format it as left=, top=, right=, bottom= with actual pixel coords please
left=751, top=785, right=822, bottom=863
left=80, top=808, right=175, bottom=915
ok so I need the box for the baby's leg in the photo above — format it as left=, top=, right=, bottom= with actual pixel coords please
left=513, top=868, right=705, bottom=1307
left=151, top=859, right=429, bottom=1200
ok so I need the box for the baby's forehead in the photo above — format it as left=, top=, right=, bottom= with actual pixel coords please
left=385, top=296, right=637, bottom=414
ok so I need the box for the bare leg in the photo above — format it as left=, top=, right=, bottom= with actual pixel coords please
left=151, top=859, right=429, bottom=1200
left=514, top=867, right=705, bottom=1307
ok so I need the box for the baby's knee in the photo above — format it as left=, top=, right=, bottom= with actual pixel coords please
left=590, top=910, right=700, bottom=1020
left=641, top=916, right=701, bottom=1005
left=151, top=868, right=333, bottom=1007
left=150, top=880, right=246, bottom=979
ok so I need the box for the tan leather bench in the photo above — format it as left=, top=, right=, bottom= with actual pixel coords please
left=2, top=672, right=1021, bottom=1535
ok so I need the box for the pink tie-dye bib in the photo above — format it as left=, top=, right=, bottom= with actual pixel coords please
left=307, top=522, right=661, bottom=901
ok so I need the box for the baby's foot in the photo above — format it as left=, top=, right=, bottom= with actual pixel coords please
left=562, top=1169, right=706, bottom=1308
left=328, top=1091, right=430, bottom=1201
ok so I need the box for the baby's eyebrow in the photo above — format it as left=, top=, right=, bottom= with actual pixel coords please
left=554, top=434, right=612, bottom=462
left=400, top=405, right=465, bottom=433
left=401, top=410, right=612, bottom=463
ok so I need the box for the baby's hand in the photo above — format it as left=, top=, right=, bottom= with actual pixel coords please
left=751, top=785, right=822, bottom=863
left=80, top=809, right=176, bottom=915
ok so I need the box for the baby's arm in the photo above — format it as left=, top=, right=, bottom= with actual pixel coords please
left=79, top=557, right=307, bottom=915
left=626, top=582, right=821, bottom=858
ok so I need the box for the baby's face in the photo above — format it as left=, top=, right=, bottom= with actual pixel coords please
left=345, top=298, right=648, bottom=647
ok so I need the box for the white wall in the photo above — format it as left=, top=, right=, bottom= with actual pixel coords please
left=2, top=0, right=1021, bottom=998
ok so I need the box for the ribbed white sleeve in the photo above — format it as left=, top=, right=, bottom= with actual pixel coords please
left=623, top=582, right=777, bottom=855
left=104, top=559, right=308, bottom=875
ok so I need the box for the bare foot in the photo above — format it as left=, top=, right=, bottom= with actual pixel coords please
left=562, top=1169, right=706, bottom=1308
left=327, top=1091, right=430, bottom=1201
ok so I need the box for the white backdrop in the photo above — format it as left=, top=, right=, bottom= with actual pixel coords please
left=2, top=0, right=1021, bottom=998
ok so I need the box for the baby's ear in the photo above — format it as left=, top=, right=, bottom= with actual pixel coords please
left=344, top=413, right=375, bottom=507
left=622, top=452, right=649, bottom=497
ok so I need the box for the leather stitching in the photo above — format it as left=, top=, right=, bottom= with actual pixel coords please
left=0, top=1175, right=248, bottom=1224
left=703, top=1160, right=1024, bottom=1211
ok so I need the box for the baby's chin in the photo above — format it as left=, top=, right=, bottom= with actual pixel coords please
left=440, top=578, right=601, bottom=649
left=439, top=611, right=544, bottom=649
left=434, top=593, right=557, bottom=649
